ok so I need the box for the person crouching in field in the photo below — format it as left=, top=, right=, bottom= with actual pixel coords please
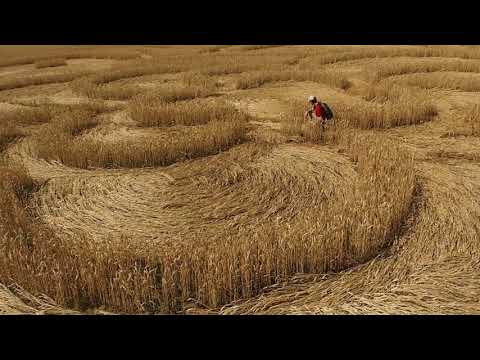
left=304, top=95, right=327, bottom=124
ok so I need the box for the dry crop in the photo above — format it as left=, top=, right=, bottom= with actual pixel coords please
left=0, top=71, right=91, bottom=91
left=388, top=72, right=480, bottom=92
left=368, top=59, right=480, bottom=81
left=0, top=46, right=141, bottom=68
left=71, top=78, right=142, bottom=100
left=2, top=45, right=480, bottom=315
left=130, top=99, right=245, bottom=127
left=0, top=131, right=416, bottom=313
left=33, top=105, right=249, bottom=169
left=235, top=70, right=351, bottom=90
left=34, top=58, right=67, bottom=69
left=0, top=124, right=23, bottom=152
left=465, top=104, right=480, bottom=136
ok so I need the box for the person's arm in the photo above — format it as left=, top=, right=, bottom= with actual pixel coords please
left=304, top=108, right=313, bottom=120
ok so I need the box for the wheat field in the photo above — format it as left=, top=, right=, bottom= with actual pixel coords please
left=1, top=45, right=480, bottom=315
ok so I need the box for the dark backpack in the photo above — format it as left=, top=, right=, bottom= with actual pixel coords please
left=320, top=102, right=334, bottom=120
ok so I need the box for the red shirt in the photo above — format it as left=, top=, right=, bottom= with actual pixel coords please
left=314, top=103, right=325, bottom=118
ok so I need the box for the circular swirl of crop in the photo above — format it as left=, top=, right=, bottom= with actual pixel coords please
left=3, top=46, right=480, bottom=315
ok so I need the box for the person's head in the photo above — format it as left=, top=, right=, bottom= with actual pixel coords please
left=308, top=95, right=317, bottom=105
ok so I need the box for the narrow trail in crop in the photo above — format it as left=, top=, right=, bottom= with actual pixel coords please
left=2, top=50, right=480, bottom=314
